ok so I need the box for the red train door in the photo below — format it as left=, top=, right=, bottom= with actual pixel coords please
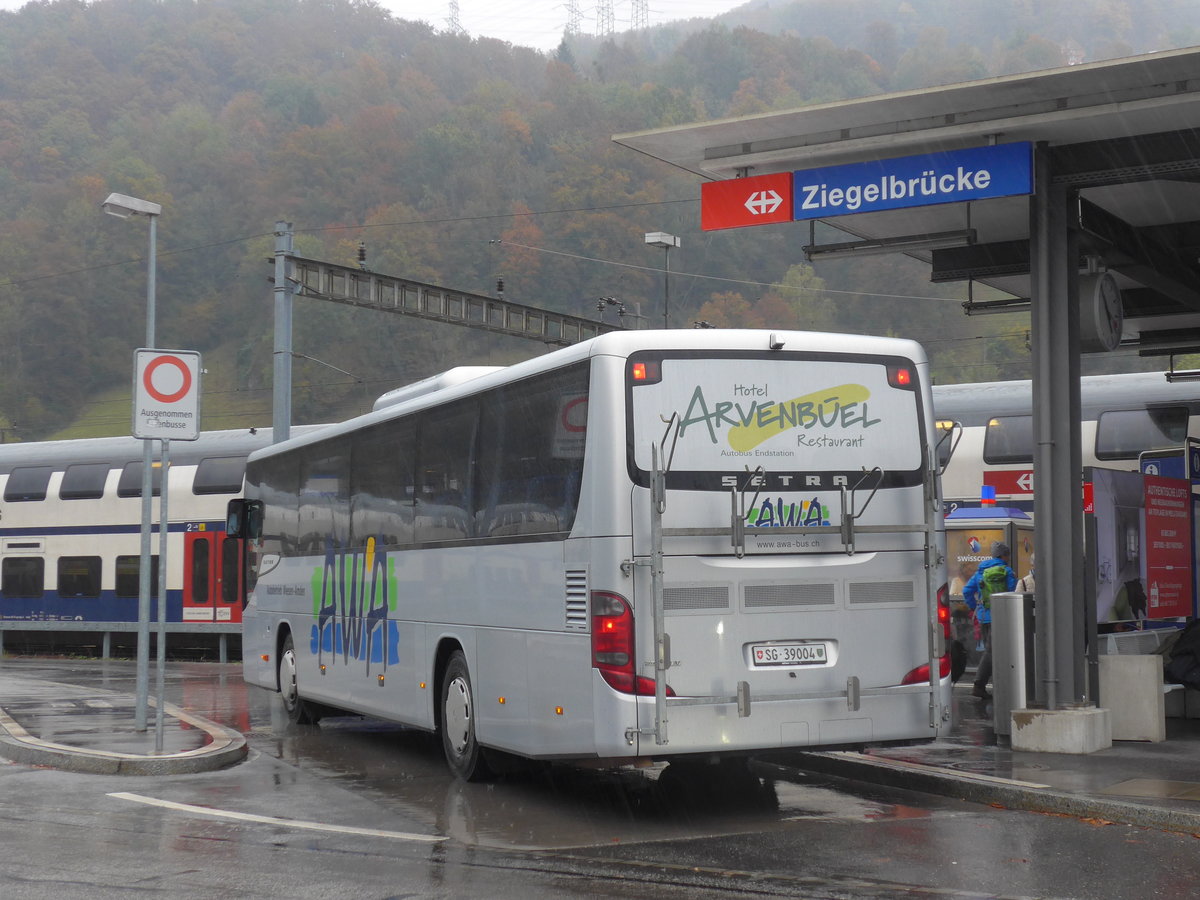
left=183, top=530, right=244, bottom=624
left=216, top=532, right=244, bottom=624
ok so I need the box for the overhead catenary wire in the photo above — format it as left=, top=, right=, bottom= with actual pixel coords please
left=1, top=193, right=1066, bottom=436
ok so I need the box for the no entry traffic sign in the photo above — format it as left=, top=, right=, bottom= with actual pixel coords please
left=133, top=349, right=201, bottom=440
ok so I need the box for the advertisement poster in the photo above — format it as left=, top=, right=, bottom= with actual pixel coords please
left=1142, top=474, right=1194, bottom=618
left=946, top=526, right=1008, bottom=601
left=945, top=516, right=1034, bottom=602
left=1086, top=467, right=1194, bottom=622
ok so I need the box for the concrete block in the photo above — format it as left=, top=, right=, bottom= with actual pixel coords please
left=1010, top=707, right=1112, bottom=754
left=1098, top=654, right=1166, bottom=742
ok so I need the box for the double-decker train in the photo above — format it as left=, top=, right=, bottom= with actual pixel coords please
left=0, top=427, right=317, bottom=646
left=933, top=371, right=1200, bottom=511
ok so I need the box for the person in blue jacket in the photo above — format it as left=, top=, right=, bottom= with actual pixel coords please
left=963, top=541, right=1017, bottom=700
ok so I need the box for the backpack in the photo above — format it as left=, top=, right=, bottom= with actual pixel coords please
left=979, top=564, right=1009, bottom=611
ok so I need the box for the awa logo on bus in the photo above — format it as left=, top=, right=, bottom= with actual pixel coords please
left=677, top=383, right=881, bottom=451
left=745, top=496, right=830, bottom=527
left=310, top=536, right=400, bottom=670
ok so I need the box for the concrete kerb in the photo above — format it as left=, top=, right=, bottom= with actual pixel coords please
left=0, top=701, right=247, bottom=776
left=757, top=751, right=1200, bottom=836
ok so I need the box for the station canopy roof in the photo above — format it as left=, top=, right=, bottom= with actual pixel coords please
left=614, top=46, right=1200, bottom=354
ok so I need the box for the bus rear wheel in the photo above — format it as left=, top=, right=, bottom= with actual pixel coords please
left=440, top=651, right=493, bottom=781
left=279, top=633, right=320, bottom=725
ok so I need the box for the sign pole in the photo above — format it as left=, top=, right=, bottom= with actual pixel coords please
left=135, top=439, right=153, bottom=730
left=154, top=438, right=170, bottom=753
left=132, top=349, right=201, bottom=746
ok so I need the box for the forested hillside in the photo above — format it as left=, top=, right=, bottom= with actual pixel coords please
left=0, top=0, right=1191, bottom=440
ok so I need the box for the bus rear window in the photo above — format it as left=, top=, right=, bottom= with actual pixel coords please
left=628, top=352, right=923, bottom=489
left=1095, top=407, right=1187, bottom=460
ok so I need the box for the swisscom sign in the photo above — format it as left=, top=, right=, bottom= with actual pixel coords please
left=701, top=142, right=1033, bottom=231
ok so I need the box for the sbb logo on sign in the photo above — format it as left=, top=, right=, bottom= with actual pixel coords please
left=701, top=172, right=793, bottom=231
left=133, top=349, right=201, bottom=441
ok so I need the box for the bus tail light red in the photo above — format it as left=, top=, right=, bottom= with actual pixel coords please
left=591, top=591, right=674, bottom=697
left=901, top=583, right=952, bottom=685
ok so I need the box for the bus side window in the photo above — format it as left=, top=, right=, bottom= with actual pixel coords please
left=416, top=402, right=476, bottom=543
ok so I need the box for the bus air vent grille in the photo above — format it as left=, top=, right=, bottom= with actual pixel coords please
left=664, top=586, right=730, bottom=611
left=745, top=583, right=835, bottom=608
left=848, top=580, right=914, bottom=605
left=565, top=569, right=589, bottom=631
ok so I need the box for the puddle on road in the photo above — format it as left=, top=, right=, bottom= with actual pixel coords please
left=14, top=660, right=925, bottom=851
left=243, top=715, right=913, bottom=850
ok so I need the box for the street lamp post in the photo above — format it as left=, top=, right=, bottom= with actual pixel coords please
left=102, top=192, right=162, bottom=733
left=644, top=232, right=680, bottom=329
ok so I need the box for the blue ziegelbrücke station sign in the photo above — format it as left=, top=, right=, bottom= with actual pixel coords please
left=792, top=142, right=1033, bottom=220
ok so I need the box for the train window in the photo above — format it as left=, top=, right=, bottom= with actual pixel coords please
left=191, top=539, right=211, bottom=604
left=983, top=415, right=1033, bottom=464
left=115, top=555, right=159, bottom=598
left=1096, top=407, right=1188, bottom=460
left=2, top=557, right=44, bottom=598
left=3, top=466, right=53, bottom=502
left=58, top=556, right=101, bottom=598
left=60, top=463, right=111, bottom=500
left=193, top=456, right=247, bottom=495
left=117, top=461, right=163, bottom=498
left=220, top=537, right=240, bottom=605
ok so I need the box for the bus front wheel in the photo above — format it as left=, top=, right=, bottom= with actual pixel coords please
left=279, top=633, right=320, bottom=725
left=440, top=651, right=493, bottom=781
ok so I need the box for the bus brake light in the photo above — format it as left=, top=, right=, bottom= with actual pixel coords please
left=887, top=365, right=914, bottom=388
left=591, top=591, right=674, bottom=697
left=629, top=360, right=661, bottom=384
left=901, top=584, right=952, bottom=685
left=937, top=582, right=951, bottom=640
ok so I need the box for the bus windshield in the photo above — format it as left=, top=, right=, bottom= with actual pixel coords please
left=628, top=352, right=923, bottom=488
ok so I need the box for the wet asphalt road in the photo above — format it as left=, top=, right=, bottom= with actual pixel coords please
left=1, top=657, right=1198, bottom=899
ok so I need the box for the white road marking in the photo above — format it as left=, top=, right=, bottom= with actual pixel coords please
left=108, top=791, right=447, bottom=843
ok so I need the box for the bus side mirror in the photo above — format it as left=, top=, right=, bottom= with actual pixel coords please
left=226, top=499, right=246, bottom=538
left=226, top=499, right=263, bottom=539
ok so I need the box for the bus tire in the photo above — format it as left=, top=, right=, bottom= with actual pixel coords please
left=279, top=633, right=320, bottom=725
left=440, top=651, right=493, bottom=781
